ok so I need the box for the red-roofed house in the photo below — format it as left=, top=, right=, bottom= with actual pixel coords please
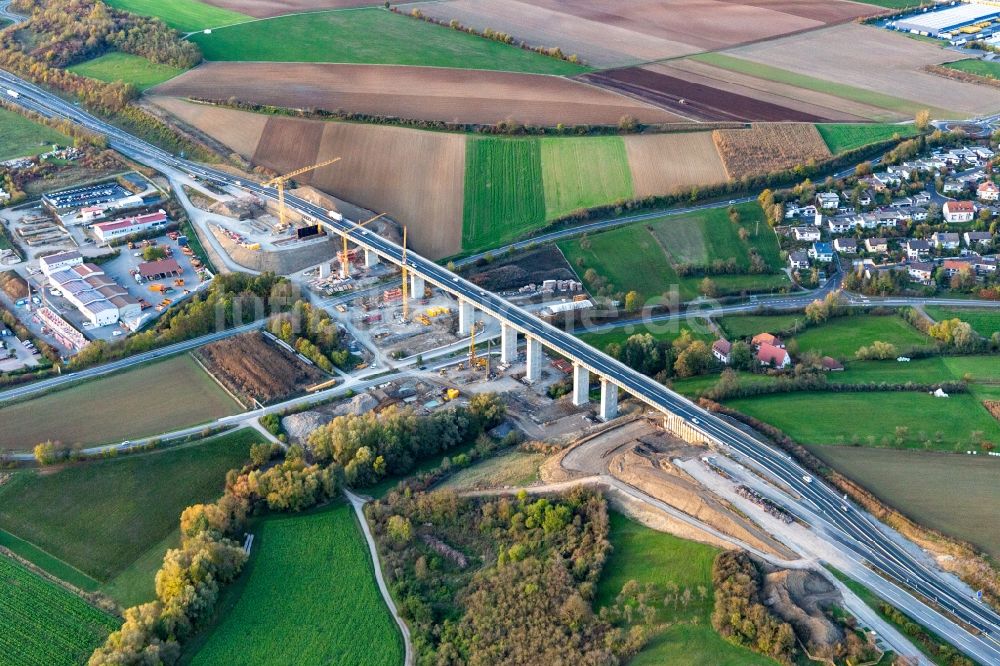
left=712, top=339, right=732, bottom=364
left=756, top=343, right=790, bottom=368
left=978, top=180, right=999, bottom=202
left=943, top=200, right=975, bottom=224
left=751, top=332, right=783, bottom=349
left=93, top=209, right=167, bottom=243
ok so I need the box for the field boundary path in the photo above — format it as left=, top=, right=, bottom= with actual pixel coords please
left=345, top=490, right=414, bottom=666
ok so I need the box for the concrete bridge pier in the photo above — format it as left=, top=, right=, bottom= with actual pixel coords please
left=364, top=249, right=379, bottom=268
left=501, top=324, right=518, bottom=364
left=458, top=300, right=474, bottom=335
left=410, top=273, right=425, bottom=299
left=572, top=363, right=589, bottom=406
left=526, top=336, right=543, bottom=382
left=599, top=379, right=618, bottom=421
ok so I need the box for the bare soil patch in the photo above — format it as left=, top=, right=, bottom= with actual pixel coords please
left=194, top=331, right=324, bottom=406
left=253, top=115, right=324, bottom=177
left=463, top=245, right=577, bottom=291
left=624, top=132, right=728, bottom=197
left=727, top=23, right=1000, bottom=116
left=713, top=123, right=831, bottom=180
left=200, top=0, right=386, bottom=19
left=761, top=567, right=844, bottom=649
left=580, top=67, right=833, bottom=122
left=148, top=96, right=267, bottom=158
left=152, top=62, right=679, bottom=125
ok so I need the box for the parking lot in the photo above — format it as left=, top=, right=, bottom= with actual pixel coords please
left=0, top=330, right=41, bottom=372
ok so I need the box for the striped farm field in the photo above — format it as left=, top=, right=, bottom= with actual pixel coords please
left=462, top=137, right=546, bottom=252
left=540, top=136, right=633, bottom=219
left=0, top=555, right=119, bottom=666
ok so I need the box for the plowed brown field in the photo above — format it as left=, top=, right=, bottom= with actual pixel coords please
left=713, top=123, right=831, bottom=180
left=151, top=62, right=679, bottom=126
left=624, top=133, right=728, bottom=197
left=151, top=98, right=465, bottom=258
left=201, top=0, right=388, bottom=18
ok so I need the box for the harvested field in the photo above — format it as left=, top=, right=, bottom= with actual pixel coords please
left=194, top=332, right=324, bottom=405
left=725, top=23, right=1000, bottom=117
left=580, top=67, right=833, bottom=122
left=713, top=123, right=831, bottom=180
left=623, top=132, right=728, bottom=197
left=151, top=62, right=679, bottom=126
left=150, top=96, right=267, bottom=159
left=151, top=99, right=466, bottom=258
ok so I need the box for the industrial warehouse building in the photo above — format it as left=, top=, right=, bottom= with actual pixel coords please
left=893, top=2, right=1000, bottom=37
left=92, top=209, right=168, bottom=243
left=40, top=252, right=141, bottom=328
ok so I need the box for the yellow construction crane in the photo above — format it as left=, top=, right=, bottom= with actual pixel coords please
left=261, top=156, right=341, bottom=230
left=341, top=213, right=385, bottom=279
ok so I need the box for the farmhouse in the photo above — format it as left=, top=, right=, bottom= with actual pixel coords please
left=865, top=238, right=889, bottom=253
left=932, top=232, right=961, bottom=250
left=833, top=238, right=857, bottom=254
left=788, top=250, right=810, bottom=270
left=978, top=181, right=1000, bottom=202
left=943, top=200, right=976, bottom=224
left=93, top=210, right=168, bottom=243
left=808, top=242, right=834, bottom=263
left=138, top=258, right=182, bottom=280
left=712, top=339, right=731, bottom=364
left=751, top=332, right=783, bottom=349
left=756, top=343, right=790, bottom=369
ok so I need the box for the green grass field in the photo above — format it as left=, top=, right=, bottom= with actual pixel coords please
left=943, top=58, right=1000, bottom=81
left=0, top=353, right=241, bottom=449
left=104, top=0, right=250, bottom=32
left=436, top=449, right=545, bottom=491
left=187, top=503, right=403, bottom=666
left=691, top=53, right=955, bottom=119
left=540, top=136, right=633, bottom=219
left=814, top=447, right=1000, bottom=559
left=595, top=512, right=777, bottom=665
left=578, top=320, right=713, bottom=352
left=0, top=429, right=259, bottom=582
left=727, top=391, right=997, bottom=450
left=99, top=529, right=179, bottom=608
left=0, top=106, right=70, bottom=161
left=924, top=305, right=1000, bottom=337
left=815, top=123, right=918, bottom=154
left=790, top=315, right=930, bottom=360
left=560, top=203, right=787, bottom=302
left=463, top=137, right=546, bottom=252
left=718, top=313, right=806, bottom=339
left=0, top=555, right=119, bottom=666
left=189, top=8, right=587, bottom=74
left=68, top=52, right=186, bottom=91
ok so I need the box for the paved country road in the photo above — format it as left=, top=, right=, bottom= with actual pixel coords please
left=2, top=69, right=999, bottom=663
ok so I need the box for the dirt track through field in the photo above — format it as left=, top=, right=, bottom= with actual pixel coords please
left=624, top=132, right=728, bottom=197
left=580, top=67, right=832, bottom=122
left=151, top=62, right=680, bottom=126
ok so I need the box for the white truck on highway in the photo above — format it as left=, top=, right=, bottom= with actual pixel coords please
left=802, top=475, right=812, bottom=484
left=6, top=89, right=19, bottom=99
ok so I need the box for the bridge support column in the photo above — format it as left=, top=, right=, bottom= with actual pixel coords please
left=599, top=379, right=618, bottom=421
left=458, top=300, right=474, bottom=336
left=364, top=249, right=379, bottom=268
left=501, top=324, right=517, bottom=364
left=526, top=336, right=542, bottom=383
left=410, top=274, right=425, bottom=299
left=572, top=363, right=589, bottom=406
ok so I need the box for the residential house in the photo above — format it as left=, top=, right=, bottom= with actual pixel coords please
left=978, top=180, right=1000, bottom=202
left=751, top=332, right=784, bottom=349
left=965, top=231, right=993, bottom=247
left=816, top=192, right=840, bottom=210
left=809, top=241, right=834, bottom=263
left=788, top=251, right=810, bottom=270
left=900, top=207, right=928, bottom=222
left=913, top=191, right=932, bottom=206
left=904, top=239, right=931, bottom=260
left=931, top=232, right=960, bottom=250
left=833, top=237, right=857, bottom=254
left=907, top=261, right=935, bottom=283
left=865, top=237, right=889, bottom=253
left=970, top=255, right=998, bottom=275
left=712, top=339, right=732, bottom=364
left=756, top=343, right=791, bottom=369
left=942, top=259, right=972, bottom=277
left=857, top=190, right=874, bottom=207
left=942, top=180, right=965, bottom=195
left=793, top=226, right=821, bottom=242
left=943, top=200, right=976, bottom=224
left=827, top=217, right=854, bottom=234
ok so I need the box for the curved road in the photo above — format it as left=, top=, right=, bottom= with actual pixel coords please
left=1, top=69, right=998, bottom=662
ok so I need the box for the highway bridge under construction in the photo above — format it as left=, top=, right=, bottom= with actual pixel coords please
left=2, top=66, right=999, bottom=664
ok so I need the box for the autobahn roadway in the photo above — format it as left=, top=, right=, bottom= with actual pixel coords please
left=2, top=69, right=1000, bottom=662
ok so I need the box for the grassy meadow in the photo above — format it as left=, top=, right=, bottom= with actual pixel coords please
left=0, top=106, right=71, bottom=160
left=596, top=512, right=778, bottom=665
left=104, top=0, right=249, bottom=32
left=189, top=8, right=587, bottom=74
left=0, top=429, right=259, bottom=582
left=187, top=503, right=403, bottom=665
left=815, top=123, right=918, bottom=154
left=540, top=136, right=633, bottom=219
left=943, top=58, right=1000, bottom=81
left=69, top=52, right=186, bottom=91
left=0, top=353, right=241, bottom=449
left=924, top=305, right=1000, bottom=337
